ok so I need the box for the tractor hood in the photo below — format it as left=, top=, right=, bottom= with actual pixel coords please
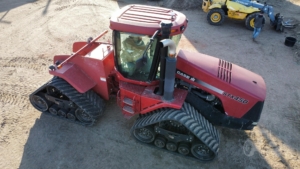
left=176, top=50, right=266, bottom=101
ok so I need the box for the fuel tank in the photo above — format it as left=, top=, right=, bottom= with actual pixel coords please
left=175, top=50, right=266, bottom=119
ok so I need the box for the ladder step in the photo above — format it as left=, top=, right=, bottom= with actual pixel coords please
left=123, top=97, right=134, bottom=106
left=123, top=105, right=134, bottom=114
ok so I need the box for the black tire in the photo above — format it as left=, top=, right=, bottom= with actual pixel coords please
left=245, top=12, right=261, bottom=30
left=207, top=8, right=226, bottom=26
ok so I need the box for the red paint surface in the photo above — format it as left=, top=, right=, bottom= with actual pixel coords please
left=110, top=5, right=188, bottom=36
left=119, top=81, right=187, bottom=117
left=176, top=50, right=266, bottom=118
left=52, top=42, right=115, bottom=100
left=49, top=63, right=96, bottom=93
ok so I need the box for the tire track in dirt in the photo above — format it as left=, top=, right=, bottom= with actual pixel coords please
left=0, top=56, right=51, bottom=73
left=0, top=56, right=52, bottom=108
left=45, top=1, right=113, bottom=44
left=0, top=91, right=30, bottom=109
left=0, top=81, right=42, bottom=108
left=54, top=3, right=105, bottom=12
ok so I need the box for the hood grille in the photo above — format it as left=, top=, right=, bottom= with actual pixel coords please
left=218, top=59, right=232, bottom=83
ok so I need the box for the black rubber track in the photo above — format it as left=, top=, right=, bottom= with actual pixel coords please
left=30, top=77, right=104, bottom=126
left=131, top=102, right=220, bottom=160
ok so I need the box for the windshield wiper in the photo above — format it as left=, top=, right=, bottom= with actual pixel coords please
left=142, top=30, right=161, bottom=60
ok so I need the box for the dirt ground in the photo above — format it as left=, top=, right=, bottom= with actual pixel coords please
left=0, top=0, right=300, bottom=168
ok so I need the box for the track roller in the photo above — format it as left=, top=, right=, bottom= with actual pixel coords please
left=67, top=110, right=76, bottom=121
left=166, top=142, right=177, bottom=152
left=49, top=105, right=59, bottom=116
left=58, top=109, right=67, bottom=118
left=154, top=136, right=166, bottom=148
left=178, top=143, right=190, bottom=155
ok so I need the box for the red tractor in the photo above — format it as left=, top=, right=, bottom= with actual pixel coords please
left=29, top=5, right=266, bottom=161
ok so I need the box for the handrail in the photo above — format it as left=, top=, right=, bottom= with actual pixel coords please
left=57, top=30, right=109, bottom=69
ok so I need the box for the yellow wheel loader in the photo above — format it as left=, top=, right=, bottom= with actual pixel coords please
left=202, top=0, right=284, bottom=31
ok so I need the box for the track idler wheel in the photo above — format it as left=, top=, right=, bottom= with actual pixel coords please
left=178, top=143, right=190, bottom=155
left=154, top=136, right=166, bottom=148
left=191, top=142, right=214, bottom=161
left=133, top=127, right=155, bottom=143
left=29, top=93, right=51, bottom=112
left=75, top=108, right=93, bottom=124
left=166, top=142, right=177, bottom=152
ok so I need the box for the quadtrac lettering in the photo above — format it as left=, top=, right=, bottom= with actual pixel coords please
left=176, top=70, right=196, bottom=82
left=222, top=92, right=249, bottom=104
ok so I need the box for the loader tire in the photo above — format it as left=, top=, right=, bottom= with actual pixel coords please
left=207, top=8, right=225, bottom=26
left=245, top=13, right=265, bottom=31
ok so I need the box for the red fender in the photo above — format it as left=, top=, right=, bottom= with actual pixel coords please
left=49, top=62, right=96, bottom=93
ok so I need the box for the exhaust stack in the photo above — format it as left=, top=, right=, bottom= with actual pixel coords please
left=160, top=39, right=177, bottom=101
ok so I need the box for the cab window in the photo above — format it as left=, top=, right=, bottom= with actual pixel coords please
left=114, top=31, right=157, bottom=81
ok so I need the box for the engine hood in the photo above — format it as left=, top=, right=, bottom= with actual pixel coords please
left=176, top=50, right=266, bottom=101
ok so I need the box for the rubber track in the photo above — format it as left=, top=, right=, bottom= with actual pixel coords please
left=34, top=77, right=103, bottom=126
left=131, top=102, right=220, bottom=155
left=50, top=77, right=103, bottom=124
left=83, top=90, right=105, bottom=117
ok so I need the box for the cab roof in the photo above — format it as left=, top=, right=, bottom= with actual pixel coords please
left=110, top=4, right=188, bottom=36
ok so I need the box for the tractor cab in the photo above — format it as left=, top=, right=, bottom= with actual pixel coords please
left=110, top=4, right=188, bottom=83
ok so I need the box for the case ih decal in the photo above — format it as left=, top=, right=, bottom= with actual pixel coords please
left=222, top=92, right=249, bottom=104
left=177, top=69, right=249, bottom=104
left=176, top=70, right=196, bottom=82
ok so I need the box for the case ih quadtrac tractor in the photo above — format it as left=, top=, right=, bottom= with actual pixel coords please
left=29, top=5, right=266, bottom=161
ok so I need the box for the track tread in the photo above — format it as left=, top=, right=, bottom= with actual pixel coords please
left=30, top=77, right=104, bottom=126
left=131, top=102, right=220, bottom=157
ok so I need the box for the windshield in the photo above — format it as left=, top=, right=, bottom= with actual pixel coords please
left=114, top=31, right=158, bottom=81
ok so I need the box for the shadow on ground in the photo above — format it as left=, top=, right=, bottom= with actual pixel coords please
left=0, top=0, right=52, bottom=24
